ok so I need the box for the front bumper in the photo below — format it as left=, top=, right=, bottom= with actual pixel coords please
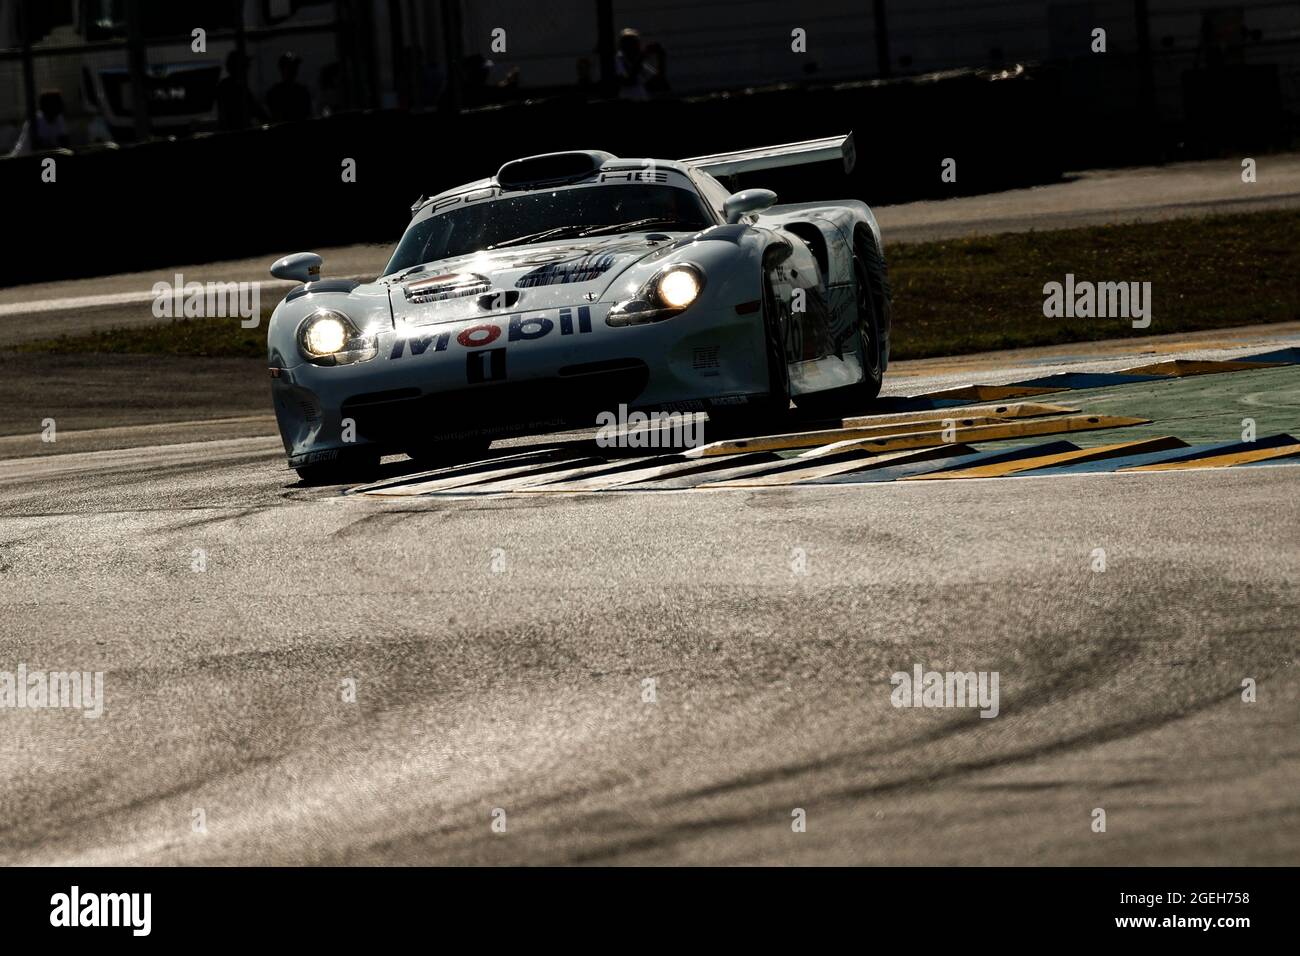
left=271, top=300, right=770, bottom=467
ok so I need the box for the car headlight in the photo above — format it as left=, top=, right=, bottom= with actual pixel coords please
left=296, top=309, right=379, bottom=366
left=657, top=268, right=700, bottom=308
left=303, top=314, right=348, bottom=356
left=607, top=264, right=706, bottom=327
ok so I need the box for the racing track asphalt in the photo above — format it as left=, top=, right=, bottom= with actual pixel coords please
left=1, top=337, right=1298, bottom=865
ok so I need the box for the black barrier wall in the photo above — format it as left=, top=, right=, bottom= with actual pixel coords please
left=2, top=67, right=1062, bottom=286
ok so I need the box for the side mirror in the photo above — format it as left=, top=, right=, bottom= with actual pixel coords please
left=723, top=188, right=777, bottom=224
left=270, top=252, right=323, bottom=283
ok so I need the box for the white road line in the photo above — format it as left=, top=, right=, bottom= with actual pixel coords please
left=0, top=274, right=374, bottom=318
left=0, top=285, right=292, bottom=318
left=0, top=290, right=166, bottom=317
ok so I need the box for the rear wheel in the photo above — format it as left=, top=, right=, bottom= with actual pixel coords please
left=792, top=234, right=886, bottom=417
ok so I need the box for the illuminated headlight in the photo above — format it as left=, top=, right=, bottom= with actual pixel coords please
left=607, top=263, right=706, bottom=328
left=304, top=314, right=348, bottom=355
left=657, top=268, right=700, bottom=308
left=296, top=310, right=378, bottom=365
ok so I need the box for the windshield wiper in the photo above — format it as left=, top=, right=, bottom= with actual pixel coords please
left=577, top=218, right=705, bottom=237
left=485, top=224, right=591, bottom=250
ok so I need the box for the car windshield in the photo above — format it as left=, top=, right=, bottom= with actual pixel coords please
left=383, top=184, right=713, bottom=276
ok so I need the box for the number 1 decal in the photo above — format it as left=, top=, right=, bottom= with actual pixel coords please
left=467, top=347, right=506, bottom=384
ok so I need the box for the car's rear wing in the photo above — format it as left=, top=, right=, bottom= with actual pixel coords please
left=681, top=132, right=856, bottom=178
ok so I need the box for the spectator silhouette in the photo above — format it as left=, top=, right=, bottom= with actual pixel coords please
left=616, top=27, right=657, bottom=101
left=266, top=51, right=312, bottom=123
left=215, top=50, right=267, bottom=130
left=9, top=89, right=70, bottom=155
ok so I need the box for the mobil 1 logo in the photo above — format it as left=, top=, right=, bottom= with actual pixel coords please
left=467, top=348, right=507, bottom=383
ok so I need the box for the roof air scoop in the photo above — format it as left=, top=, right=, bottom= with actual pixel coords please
left=496, top=150, right=617, bottom=190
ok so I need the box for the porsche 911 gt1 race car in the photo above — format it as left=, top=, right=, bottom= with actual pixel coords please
left=266, top=133, right=892, bottom=483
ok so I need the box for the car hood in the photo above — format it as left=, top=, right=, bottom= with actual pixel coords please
left=383, top=234, right=685, bottom=326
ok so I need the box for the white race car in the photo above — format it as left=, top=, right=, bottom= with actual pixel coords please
left=266, top=133, right=892, bottom=483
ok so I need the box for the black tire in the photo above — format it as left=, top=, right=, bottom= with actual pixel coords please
left=405, top=437, right=492, bottom=468
left=708, top=255, right=791, bottom=435
left=860, top=230, right=892, bottom=374
left=792, top=233, right=886, bottom=417
left=294, top=447, right=382, bottom=485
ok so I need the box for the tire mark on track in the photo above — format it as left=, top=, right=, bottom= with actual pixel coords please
left=554, top=682, right=1256, bottom=864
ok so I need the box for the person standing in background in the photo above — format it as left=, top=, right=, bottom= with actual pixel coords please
left=615, top=28, right=656, bottom=101
left=216, top=51, right=268, bottom=130
left=8, top=90, right=70, bottom=155
left=266, top=51, right=313, bottom=123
